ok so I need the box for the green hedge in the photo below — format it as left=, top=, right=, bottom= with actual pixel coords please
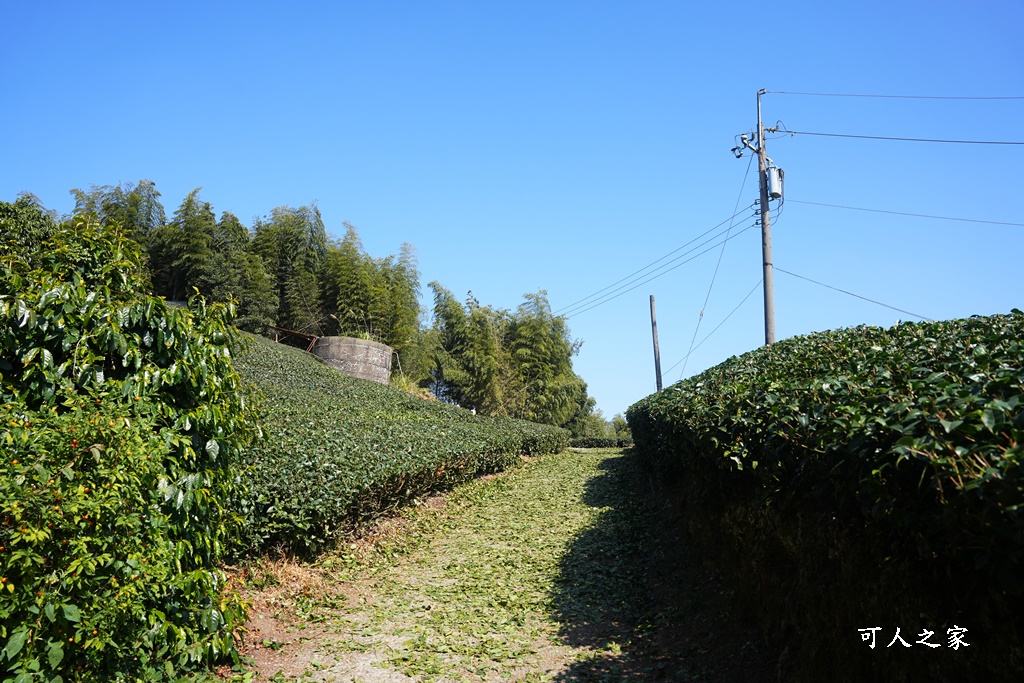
left=1, top=208, right=252, bottom=680
left=627, top=311, right=1024, bottom=682
left=569, top=436, right=633, bottom=449
left=231, top=335, right=569, bottom=556
left=513, top=418, right=572, bottom=455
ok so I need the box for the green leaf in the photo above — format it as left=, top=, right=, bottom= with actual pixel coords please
left=47, top=641, right=64, bottom=668
left=2, top=627, right=28, bottom=660
left=939, top=419, right=963, bottom=434
left=62, top=603, right=81, bottom=622
left=981, top=408, right=998, bottom=433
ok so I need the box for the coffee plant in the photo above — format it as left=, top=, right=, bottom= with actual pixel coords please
left=1, top=207, right=255, bottom=681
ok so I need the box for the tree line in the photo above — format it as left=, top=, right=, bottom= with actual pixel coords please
left=10, top=181, right=608, bottom=433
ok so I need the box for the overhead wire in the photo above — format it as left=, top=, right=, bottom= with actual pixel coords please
left=665, top=277, right=763, bottom=377
left=656, top=88, right=1005, bottom=378
left=788, top=199, right=1024, bottom=228
left=772, top=191, right=785, bottom=222
left=774, top=267, right=933, bottom=321
left=563, top=222, right=760, bottom=319
left=559, top=90, right=1006, bottom=355
left=774, top=128, right=1024, bottom=145
left=678, top=152, right=754, bottom=377
left=764, top=90, right=1024, bottom=100
left=553, top=205, right=754, bottom=316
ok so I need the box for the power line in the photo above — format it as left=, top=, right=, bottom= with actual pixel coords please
left=557, top=213, right=756, bottom=317
left=775, top=129, right=1024, bottom=145
left=557, top=224, right=744, bottom=318
left=765, top=90, right=1024, bottom=101
left=665, top=278, right=763, bottom=377
left=774, top=267, right=933, bottom=321
left=553, top=206, right=753, bottom=316
left=564, top=223, right=760, bottom=319
left=563, top=224, right=759, bottom=319
left=789, top=199, right=1024, bottom=228
left=679, top=153, right=754, bottom=377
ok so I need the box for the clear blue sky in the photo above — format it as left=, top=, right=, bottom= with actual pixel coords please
left=4, top=1, right=1022, bottom=419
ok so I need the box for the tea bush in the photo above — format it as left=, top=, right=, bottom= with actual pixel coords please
left=569, top=436, right=633, bottom=449
left=1, top=206, right=254, bottom=681
left=230, top=334, right=569, bottom=556
left=627, top=312, right=1024, bottom=682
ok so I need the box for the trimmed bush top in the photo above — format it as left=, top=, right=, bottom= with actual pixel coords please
left=231, top=334, right=570, bottom=555
left=628, top=310, right=1024, bottom=591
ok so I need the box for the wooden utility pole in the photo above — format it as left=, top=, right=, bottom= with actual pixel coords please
left=738, top=89, right=776, bottom=345
left=650, top=295, right=663, bottom=391
left=756, top=89, right=776, bottom=345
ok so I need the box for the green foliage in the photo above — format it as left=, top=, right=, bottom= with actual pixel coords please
left=562, top=393, right=597, bottom=438
left=0, top=207, right=254, bottom=679
left=609, top=413, right=631, bottom=441
left=427, top=284, right=590, bottom=430
left=627, top=312, right=1024, bottom=682
left=571, top=407, right=613, bottom=440
left=511, top=416, right=572, bottom=455
left=70, top=180, right=166, bottom=247
left=509, top=292, right=586, bottom=427
left=203, top=248, right=278, bottom=334
left=0, top=197, right=60, bottom=258
left=230, top=334, right=568, bottom=557
left=319, top=225, right=422, bottom=357
left=57, top=181, right=590, bottom=419
left=148, top=188, right=218, bottom=302
left=392, top=326, right=438, bottom=392
left=429, top=284, right=513, bottom=415
left=569, top=436, right=633, bottom=449
left=250, top=204, right=328, bottom=334
left=0, top=398, right=246, bottom=680
left=368, top=242, right=421, bottom=355
left=147, top=192, right=277, bottom=334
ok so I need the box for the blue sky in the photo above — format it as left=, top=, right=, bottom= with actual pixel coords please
left=4, top=1, right=1022, bottom=419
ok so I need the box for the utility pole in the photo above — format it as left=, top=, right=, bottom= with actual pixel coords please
left=650, top=295, right=663, bottom=391
left=756, top=89, right=776, bottom=345
left=736, top=89, right=777, bottom=345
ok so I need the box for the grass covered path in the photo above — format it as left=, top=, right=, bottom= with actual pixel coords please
left=236, top=449, right=772, bottom=682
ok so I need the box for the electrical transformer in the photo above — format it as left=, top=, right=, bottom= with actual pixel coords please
left=767, top=165, right=784, bottom=200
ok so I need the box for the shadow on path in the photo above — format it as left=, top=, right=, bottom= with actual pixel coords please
left=550, top=450, right=776, bottom=682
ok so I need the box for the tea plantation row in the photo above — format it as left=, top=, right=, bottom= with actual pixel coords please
left=1, top=205, right=567, bottom=681
left=230, top=334, right=570, bottom=556
left=627, top=311, right=1024, bottom=683
left=569, top=436, right=633, bottom=449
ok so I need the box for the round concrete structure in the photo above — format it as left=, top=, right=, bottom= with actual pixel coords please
left=311, top=336, right=393, bottom=385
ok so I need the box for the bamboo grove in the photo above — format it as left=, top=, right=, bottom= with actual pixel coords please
left=14, top=181, right=594, bottom=433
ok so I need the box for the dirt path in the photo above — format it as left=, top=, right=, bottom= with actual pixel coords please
left=233, top=449, right=775, bottom=682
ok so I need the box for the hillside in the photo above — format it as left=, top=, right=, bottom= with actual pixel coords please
left=230, top=334, right=569, bottom=556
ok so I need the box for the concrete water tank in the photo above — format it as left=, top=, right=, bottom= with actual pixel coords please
left=311, top=336, right=393, bottom=385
